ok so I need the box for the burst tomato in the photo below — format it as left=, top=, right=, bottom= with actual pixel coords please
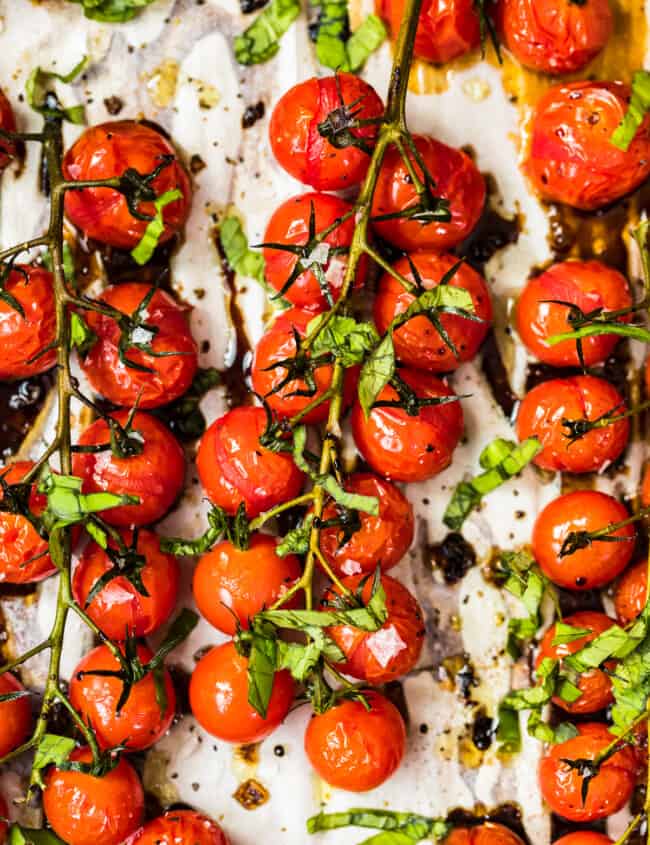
left=553, top=834, right=613, bottom=845
left=0, top=89, right=16, bottom=171
left=0, top=673, right=31, bottom=758
left=446, top=824, right=526, bottom=845
left=128, top=811, right=230, bottom=845
left=0, top=266, right=56, bottom=380
left=614, top=559, right=647, bottom=625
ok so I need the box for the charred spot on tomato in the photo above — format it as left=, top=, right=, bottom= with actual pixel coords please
left=232, top=778, right=270, bottom=810
left=429, top=533, right=477, bottom=584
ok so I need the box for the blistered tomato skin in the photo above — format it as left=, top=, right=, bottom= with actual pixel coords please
left=371, top=135, right=485, bottom=252
left=515, top=375, right=629, bottom=473
left=0, top=266, right=57, bottom=380
left=304, top=691, right=406, bottom=792
left=128, top=811, right=230, bottom=845
left=63, top=121, right=191, bottom=250
left=269, top=74, right=384, bottom=191
left=614, top=559, right=647, bottom=625
left=515, top=261, right=633, bottom=367
left=553, top=834, right=613, bottom=845
left=0, top=673, right=31, bottom=758
left=525, top=81, right=650, bottom=211
left=0, top=89, right=16, bottom=171
left=81, top=283, right=198, bottom=409
left=197, top=406, right=304, bottom=518
left=532, top=491, right=634, bottom=590
left=374, top=252, right=492, bottom=372
left=445, top=823, right=526, bottom=845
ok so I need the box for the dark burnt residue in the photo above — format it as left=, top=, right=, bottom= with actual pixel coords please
left=546, top=198, right=630, bottom=272
left=440, top=653, right=479, bottom=701
left=83, top=236, right=177, bottom=289
left=471, top=709, right=495, bottom=751
left=460, top=174, right=521, bottom=275
left=240, top=0, right=268, bottom=12
left=0, top=370, right=56, bottom=459
left=557, top=586, right=604, bottom=617
left=429, top=533, right=477, bottom=584
left=481, top=331, right=518, bottom=420
left=233, top=778, right=269, bottom=810
left=242, top=102, right=265, bottom=130
left=383, top=680, right=410, bottom=728
left=447, top=803, right=530, bottom=844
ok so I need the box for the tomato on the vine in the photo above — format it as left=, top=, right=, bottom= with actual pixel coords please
left=0, top=672, right=31, bottom=758
left=613, top=559, right=647, bottom=625
left=0, top=266, right=56, bottom=380
left=0, top=89, right=16, bottom=171
left=446, top=824, right=525, bottom=845
left=553, top=834, right=613, bottom=845
left=128, top=811, right=230, bottom=845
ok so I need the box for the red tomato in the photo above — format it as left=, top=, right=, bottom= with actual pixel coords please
left=81, top=283, right=198, bottom=409
left=193, top=534, right=302, bottom=635
left=43, top=747, right=144, bottom=845
left=251, top=308, right=358, bottom=424
left=532, top=491, right=634, bottom=590
left=0, top=89, right=16, bottom=171
left=371, top=135, right=485, bottom=252
left=351, top=368, right=464, bottom=483
left=525, top=81, right=650, bottom=211
left=189, top=641, right=294, bottom=743
left=197, top=406, right=304, bottom=518
left=374, top=252, right=492, bottom=372
left=539, top=723, right=637, bottom=822
left=515, top=260, right=633, bottom=368
left=69, top=644, right=175, bottom=752
left=644, top=357, right=650, bottom=400
left=0, top=266, right=56, bottom=380
left=269, top=73, right=384, bottom=191
left=613, top=559, right=647, bottom=625
left=553, top=834, right=613, bottom=845
left=0, top=461, right=54, bottom=583
left=0, top=672, right=31, bottom=758
left=73, top=411, right=185, bottom=526
left=63, top=121, right=191, bottom=250
left=128, top=811, right=230, bottom=845
left=536, top=611, right=616, bottom=714
left=516, top=375, right=629, bottom=473
left=304, top=691, right=406, bottom=791
left=72, top=528, right=179, bottom=641
left=446, top=823, right=525, bottom=845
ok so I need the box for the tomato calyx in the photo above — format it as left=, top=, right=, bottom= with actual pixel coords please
left=72, top=402, right=145, bottom=460
left=559, top=508, right=644, bottom=558
left=561, top=398, right=643, bottom=445
left=262, top=327, right=329, bottom=399
left=257, top=396, right=295, bottom=453
left=114, top=154, right=176, bottom=223
left=0, top=468, right=45, bottom=536
left=162, top=502, right=251, bottom=556
left=373, top=370, right=463, bottom=417
left=83, top=529, right=149, bottom=609
left=558, top=756, right=601, bottom=806
left=0, top=258, right=29, bottom=318
left=316, top=76, right=384, bottom=155
left=316, top=503, right=362, bottom=549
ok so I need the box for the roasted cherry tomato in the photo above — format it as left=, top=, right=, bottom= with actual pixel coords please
left=63, top=121, right=191, bottom=250
left=497, top=0, right=613, bottom=74
left=371, top=135, right=485, bottom=252
left=318, top=473, right=414, bottom=577
left=72, top=528, right=179, bottom=641
left=193, top=534, right=302, bottom=635
left=374, top=252, right=492, bottom=372
left=189, top=640, right=294, bottom=743
left=536, top=611, right=616, bottom=714
left=251, top=307, right=358, bottom=424
left=324, top=573, right=425, bottom=683
left=516, top=375, right=629, bottom=473
left=553, top=834, right=613, bottom=845
left=81, top=283, right=198, bottom=409
left=0, top=89, right=16, bottom=171
left=73, top=411, right=185, bottom=526
left=0, top=461, right=54, bottom=583
left=304, top=691, right=406, bottom=792
left=532, top=491, right=634, bottom=590
left=525, top=81, right=650, bottom=210
left=128, top=811, right=230, bottom=845
left=0, top=672, right=31, bottom=758
left=614, top=559, right=647, bottom=625
left=197, top=406, right=304, bottom=518
left=43, top=747, right=144, bottom=845
left=515, top=260, right=633, bottom=368
left=446, top=823, right=525, bottom=845
left=539, top=723, right=638, bottom=822
left=269, top=73, right=384, bottom=191
left=0, top=266, right=56, bottom=380
left=351, top=368, right=464, bottom=483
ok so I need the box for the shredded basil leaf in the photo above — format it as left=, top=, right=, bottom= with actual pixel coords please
left=219, top=215, right=266, bottom=283
left=9, top=826, right=67, bottom=845
left=234, top=0, right=301, bottom=65
left=612, top=70, right=650, bottom=151
left=551, top=622, right=591, bottom=647
left=346, top=15, right=387, bottom=71
left=277, top=515, right=314, bottom=557
left=131, top=189, right=182, bottom=265
left=312, top=0, right=386, bottom=72
left=307, top=808, right=450, bottom=842
left=357, top=333, right=395, bottom=419
left=26, top=56, right=88, bottom=124
left=70, top=312, right=97, bottom=356
left=67, top=0, right=157, bottom=21
left=31, top=734, right=76, bottom=788
left=309, top=315, right=380, bottom=368
left=38, top=468, right=138, bottom=532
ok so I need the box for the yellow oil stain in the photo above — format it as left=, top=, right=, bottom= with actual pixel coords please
left=143, top=59, right=180, bottom=109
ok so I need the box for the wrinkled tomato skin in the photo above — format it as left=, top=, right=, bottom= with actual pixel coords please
left=371, top=135, right=485, bottom=252
left=536, top=611, right=616, bottom=714
left=525, top=81, right=650, bottom=211
left=197, top=406, right=304, bottom=518
left=304, top=691, right=406, bottom=792
left=72, top=528, right=179, bottom=641
left=553, top=834, right=613, bottom=845
left=43, top=747, right=144, bottom=845
left=516, top=375, right=629, bottom=473
left=0, top=266, right=56, bottom=380
left=127, top=811, right=230, bottom=845
left=539, top=723, right=638, bottom=822
left=324, top=574, right=425, bottom=683
left=445, top=823, right=526, bottom=845
left=351, top=368, right=464, bottom=483
left=0, top=89, right=16, bottom=171
left=269, top=74, right=384, bottom=191
left=374, top=252, right=492, bottom=372
left=63, top=121, right=191, bottom=250
left=189, top=641, right=294, bottom=743
left=497, top=0, right=613, bottom=74
left=532, top=491, right=634, bottom=590
left=614, top=558, right=647, bottom=625
left=0, top=461, right=54, bottom=583
left=193, top=534, right=302, bottom=635
left=81, top=283, right=198, bottom=409
left=0, top=673, right=31, bottom=758
left=73, top=411, right=186, bottom=526
left=515, top=260, right=633, bottom=367
left=318, top=473, right=414, bottom=577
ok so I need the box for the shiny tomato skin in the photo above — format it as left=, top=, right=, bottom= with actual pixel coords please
left=0, top=266, right=56, bottom=380
left=43, top=747, right=144, bottom=845
left=197, top=406, right=304, bottom=518
left=374, top=252, right=492, bottom=372
left=445, top=823, right=526, bottom=845
left=0, top=673, right=31, bottom=758
left=536, top=611, right=616, bottom=714
left=515, top=260, right=633, bottom=368
left=72, top=528, right=179, bottom=641
left=539, top=723, right=638, bottom=822
left=63, top=121, right=191, bottom=250
left=553, top=834, right=613, bottom=845
left=318, top=473, right=414, bottom=577
left=81, top=283, right=198, bottom=409
left=73, top=411, right=185, bottom=526
left=304, top=691, right=406, bottom=792
left=0, top=89, right=16, bottom=171
left=532, top=491, right=634, bottom=590
left=128, top=811, right=230, bottom=845
left=515, top=375, right=629, bottom=473
left=193, top=534, right=302, bottom=635
left=614, top=559, right=647, bottom=625
left=269, top=74, right=384, bottom=191
left=525, top=81, right=650, bottom=211
left=351, top=368, right=464, bottom=483
left=371, top=135, right=485, bottom=252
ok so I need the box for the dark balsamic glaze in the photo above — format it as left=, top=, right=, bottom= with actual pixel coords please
left=446, top=803, right=530, bottom=844
left=429, top=533, right=477, bottom=584
left=0, top=369, right=56, bottom=459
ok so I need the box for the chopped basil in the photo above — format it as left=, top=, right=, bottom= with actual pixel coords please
left=234, top=0, right=301, bottom=65
left=9, top=827, right=66, bottom=845
left=312, top=0, right=387, bottom=72
left=26, top=57, right=88, bottom=125
left=309, top=315, right=380, bottom=368
left=219, top=215, right=266, bottom=284
left=38, top=468, right=138, bottom=533
left=357, top=333, right=395, bottom=418
left=31, top=734, right=76, bottom=788
left=67, top=0, right=157, bottom=22
left=276, top=515, right=314, bottom=557
left=611, top=70, right=650, bottom=151
left=551, top=621, right=591, bottom=646
left=131, top=189, right=182, bottom=265
left=70, top=312, right=97, bottom=356
left=307, top=808, right=450, bottom=842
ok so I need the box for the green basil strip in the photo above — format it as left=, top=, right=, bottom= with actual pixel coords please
left=346, top=15, right=387, bottom=71
left=9, top=826, right=67, bottom=845
left=234, top=0, right=301, bottom=66
left=611, top=69, right=650, bottom=151
left=551, top=622, right=591, bottom=646
left=358, top=333, right=395, bottom=418
left=306, top=808, right=449, bottom=841
left=309, top=315, right=380, bottom=368
left=26, top=56, right=88, bottom=124
left=31, top=734, right=76, bottom=788
left=131, top=189, right=182, bottom=265
left=219, top=215, right=266, bottom=284
left=68, top=0, right=157, bottom=22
